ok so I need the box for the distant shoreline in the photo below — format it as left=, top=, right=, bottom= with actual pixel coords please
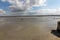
left=0, top=15, right=60, bottom=17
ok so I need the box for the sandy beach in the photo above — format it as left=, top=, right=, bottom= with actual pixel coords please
left=0, top=16, right=60, bottom=40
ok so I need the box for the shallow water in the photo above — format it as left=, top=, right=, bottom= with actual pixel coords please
left=0, top=16, right=60, bottom=40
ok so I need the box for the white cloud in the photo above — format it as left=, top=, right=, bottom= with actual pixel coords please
left=1, top=0, right=16, bottom=4
left=8, top=8, right=60, bottom=15
left=32, top=0, right=46, bottom=6
left=2, top=0, right=27, bottom=12
left=1, top=0, right=47, bottom=12
left=8, top=8, right=58, bottom=16
left=2, top=0, right=60, bottom=16
left=40, top=9, right=57, bottom=13
left=3, top=0, right=58, bottom=16
left=1, top=0, right=47, bottom=6
left=33, top=8, right=60, bottom=15
left=0, top=9, right=7, bottom=16
left=1, top=0, right=5, bottom=2
left=9, top=5, right=26, bottom=13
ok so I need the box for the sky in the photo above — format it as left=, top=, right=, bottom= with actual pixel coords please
left=0, top=0, right=60, bottom=16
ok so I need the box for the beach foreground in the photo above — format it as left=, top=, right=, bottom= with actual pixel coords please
left=0, top=16, right=60, bottom=40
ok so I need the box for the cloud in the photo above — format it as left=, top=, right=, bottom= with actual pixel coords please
left=0, top=9, right=7, bottom=16
left=2, top=0, right=28, bottom=12
left=32, top=0, right=47, bottom=6
left=1, top=0, right=47, bottom=12
left=2, top=0, right=55, bottom=16
left=9, top=5, right=26, bottom=12
left=1, top=0, right=47, bottom=6
left=8, top=8, right=58, bottom=16
left=40, top=9, right=57, bottom=13
left=33, top=8, right=60, bottom=15
left=1, top=0, right=16, bottom=4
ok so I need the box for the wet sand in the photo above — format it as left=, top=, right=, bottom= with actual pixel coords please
left=0, top=16, right=60, bottom=40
